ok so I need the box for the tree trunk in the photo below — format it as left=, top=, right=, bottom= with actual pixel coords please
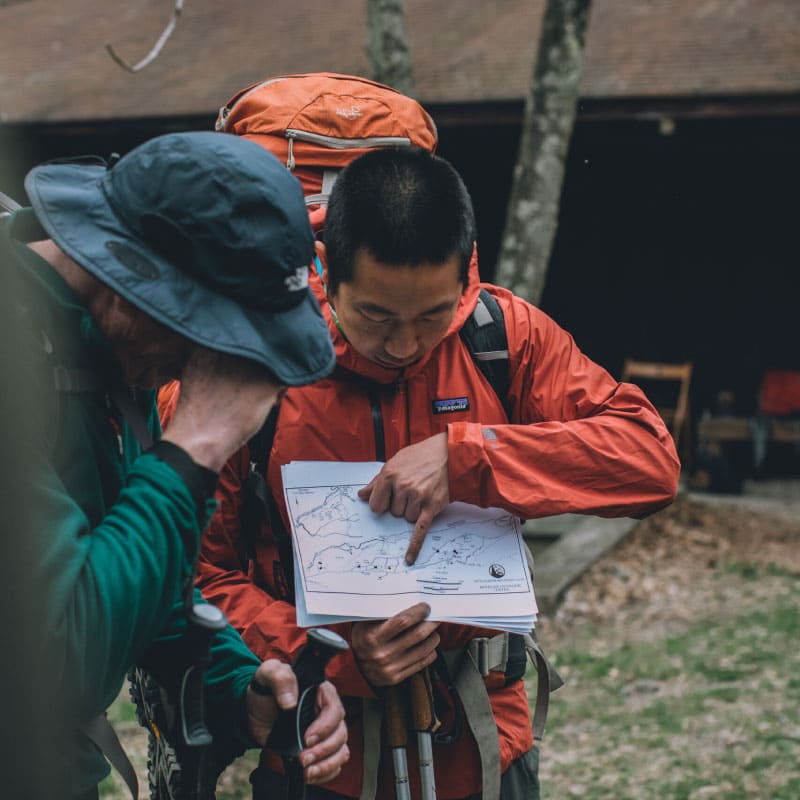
left=366, top=0, right=416, bottom=97
left=494, top=0, right=592, bottom=304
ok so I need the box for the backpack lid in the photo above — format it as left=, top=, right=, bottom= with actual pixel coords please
left=215, top=72, right=438, bottom=173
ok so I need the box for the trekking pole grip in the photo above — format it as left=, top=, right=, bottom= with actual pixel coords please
left=265, top=628, right=349, bottom=759
left=385, top=684, right=411, bottom=800
left=408, top=670, right=438, bottom=733
left=384, top=684, right=408, bottom=749
left=180, top=602, right=228, bottom=748
left=409, top=669, right=439, bottom=800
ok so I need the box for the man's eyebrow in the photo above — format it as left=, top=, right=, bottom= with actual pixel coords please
left=419, top=301, right=457, bottom=315
left=358, top=300, right=456, bottom=317
left=357, top=302, right=397, bottom=316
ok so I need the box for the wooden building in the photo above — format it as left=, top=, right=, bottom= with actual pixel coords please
left=2, top=0, right=798, bottom=471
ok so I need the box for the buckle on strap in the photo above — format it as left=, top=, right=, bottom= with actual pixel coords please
left=466, top=634, right=509, bottom=677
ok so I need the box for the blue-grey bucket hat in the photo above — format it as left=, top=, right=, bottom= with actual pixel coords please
left=24, top=131, right=335, bottom=385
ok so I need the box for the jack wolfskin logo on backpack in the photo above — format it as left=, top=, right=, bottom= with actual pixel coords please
left=432, top=396, right=470, bottom=414
left=335, top=105, right=363, bottom=120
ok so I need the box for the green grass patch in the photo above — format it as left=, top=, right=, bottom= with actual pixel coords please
left=725, top=562, right=759, bottom=579
left=637, top=699, right=685, bottom=733
left=537, top=577, right=800, bottom=800
left=107, top=696, right=137, bottom=725
left=703, top=686, right=740, bottom=703
left=764, top=563, right=800, bottom=579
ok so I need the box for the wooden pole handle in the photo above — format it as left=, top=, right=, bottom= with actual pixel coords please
left=384, top=684, right=408, bottom=748
left=409, top=669, right=440, bottom=733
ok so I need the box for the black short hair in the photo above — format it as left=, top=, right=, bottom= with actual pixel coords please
left=324, top=147, right=476, bottom=293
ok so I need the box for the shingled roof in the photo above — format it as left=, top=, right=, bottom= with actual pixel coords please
left=1, top=0, right=798, bottom=124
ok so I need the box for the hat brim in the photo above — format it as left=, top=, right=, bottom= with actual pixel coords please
left=26, top=163, right=335, bottom=386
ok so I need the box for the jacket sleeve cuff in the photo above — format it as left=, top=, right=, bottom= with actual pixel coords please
left=446, top=422, right=490, bottom=503
left=146, top=440, right=219, bottom=519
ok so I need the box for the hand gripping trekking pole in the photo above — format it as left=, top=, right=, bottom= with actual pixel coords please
left=409, top=669, right=440, bottom=800
left=257, top=628, right=349, bottom=800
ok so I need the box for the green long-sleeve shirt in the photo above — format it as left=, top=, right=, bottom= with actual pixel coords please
left=5, top=209, right=261, bottom=795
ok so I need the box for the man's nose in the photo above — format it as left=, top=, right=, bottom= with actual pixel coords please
left=384, top=324, right=418, bottom=360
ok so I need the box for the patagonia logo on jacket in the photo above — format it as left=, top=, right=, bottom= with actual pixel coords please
left=432, top=396, right=470, bottom=414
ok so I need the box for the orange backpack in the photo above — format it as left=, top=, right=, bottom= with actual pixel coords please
left=215, top=72, right=438, bottom=211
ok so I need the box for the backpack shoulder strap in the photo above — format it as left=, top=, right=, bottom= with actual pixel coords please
left=459, top=288, right=512, bottom=419
left=240, top=404, right=295, bottom=601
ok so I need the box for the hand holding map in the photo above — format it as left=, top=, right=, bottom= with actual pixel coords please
left=356, top=433, right=450, bottom=565
left=281, top=461, right=538, bottom=634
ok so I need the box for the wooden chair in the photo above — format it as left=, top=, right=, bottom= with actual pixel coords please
left=621, top=359, right=693, bottom=461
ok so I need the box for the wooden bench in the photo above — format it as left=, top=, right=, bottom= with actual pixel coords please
left=698, top=416, right=800, bottom=444
left=697, top=414, right=800, bottom=472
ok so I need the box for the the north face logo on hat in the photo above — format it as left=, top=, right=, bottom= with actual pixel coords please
left=284, top=266, right=309, bottom=291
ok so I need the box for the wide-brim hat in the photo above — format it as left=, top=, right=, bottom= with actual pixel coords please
left=25, top=131, right=335, bottom=386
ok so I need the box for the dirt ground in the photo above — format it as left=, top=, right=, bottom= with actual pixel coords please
left=540, top=480, right=800, bottom=647
left=533, top=479, right=800, bottom=799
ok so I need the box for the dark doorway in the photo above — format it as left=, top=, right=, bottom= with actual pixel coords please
left=439, top=112, right=799, bottom=424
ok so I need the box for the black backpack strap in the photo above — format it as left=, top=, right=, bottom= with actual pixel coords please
left=459, top=288, right=512, bottom=419
left=81, top=714, right=138, bottom=800
left=240, top=408, right=276, bottom=564
left=240, top=404, right=296, bottom=602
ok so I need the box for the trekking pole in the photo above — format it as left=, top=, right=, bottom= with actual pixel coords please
left=261, top=628, right=349, bottom=800
left=384, top=684, right=411, bottom=800
left=178, top=602, right=229, bottom=798
left=409, top=669, right=440, bottom=800
left=0, top=190, right=21, bottom=219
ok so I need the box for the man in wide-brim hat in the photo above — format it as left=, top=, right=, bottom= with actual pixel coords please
left=4, top=131, right=349, bottom=798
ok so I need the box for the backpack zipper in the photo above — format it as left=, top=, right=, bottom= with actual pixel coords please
left=215, top=77, right=286, bottom=131
left=285, top=130, right=413, bottom=170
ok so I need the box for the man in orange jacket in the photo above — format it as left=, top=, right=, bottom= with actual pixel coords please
left=162, top=147, right=679, bottom=800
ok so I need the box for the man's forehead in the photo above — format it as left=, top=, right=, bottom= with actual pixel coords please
left=349, top=248, right=463, bottom=291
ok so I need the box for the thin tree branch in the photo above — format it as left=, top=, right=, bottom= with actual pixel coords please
left=106, top=0, right=184, bottom=74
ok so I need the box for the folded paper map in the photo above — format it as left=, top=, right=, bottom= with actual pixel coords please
left=281, top=461, right=538, bottom=634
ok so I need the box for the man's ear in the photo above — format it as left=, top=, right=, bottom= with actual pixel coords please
left=314, top=241, right=330, bottom=293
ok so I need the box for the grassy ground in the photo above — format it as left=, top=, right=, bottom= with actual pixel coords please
left=533, top=491, right=800, bottom=799
left=534, top=566, right=800, bottom=799
left=103, top=492, right=800, bottom=799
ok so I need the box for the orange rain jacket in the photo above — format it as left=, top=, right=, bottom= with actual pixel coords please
left=159, top=259, right=680, bottom=800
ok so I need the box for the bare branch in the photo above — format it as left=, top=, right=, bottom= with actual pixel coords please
left=106, top=0, right=184, bottom=74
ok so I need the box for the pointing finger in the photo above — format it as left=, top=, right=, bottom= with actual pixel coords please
left=405, top=507, right=435, bottom=565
